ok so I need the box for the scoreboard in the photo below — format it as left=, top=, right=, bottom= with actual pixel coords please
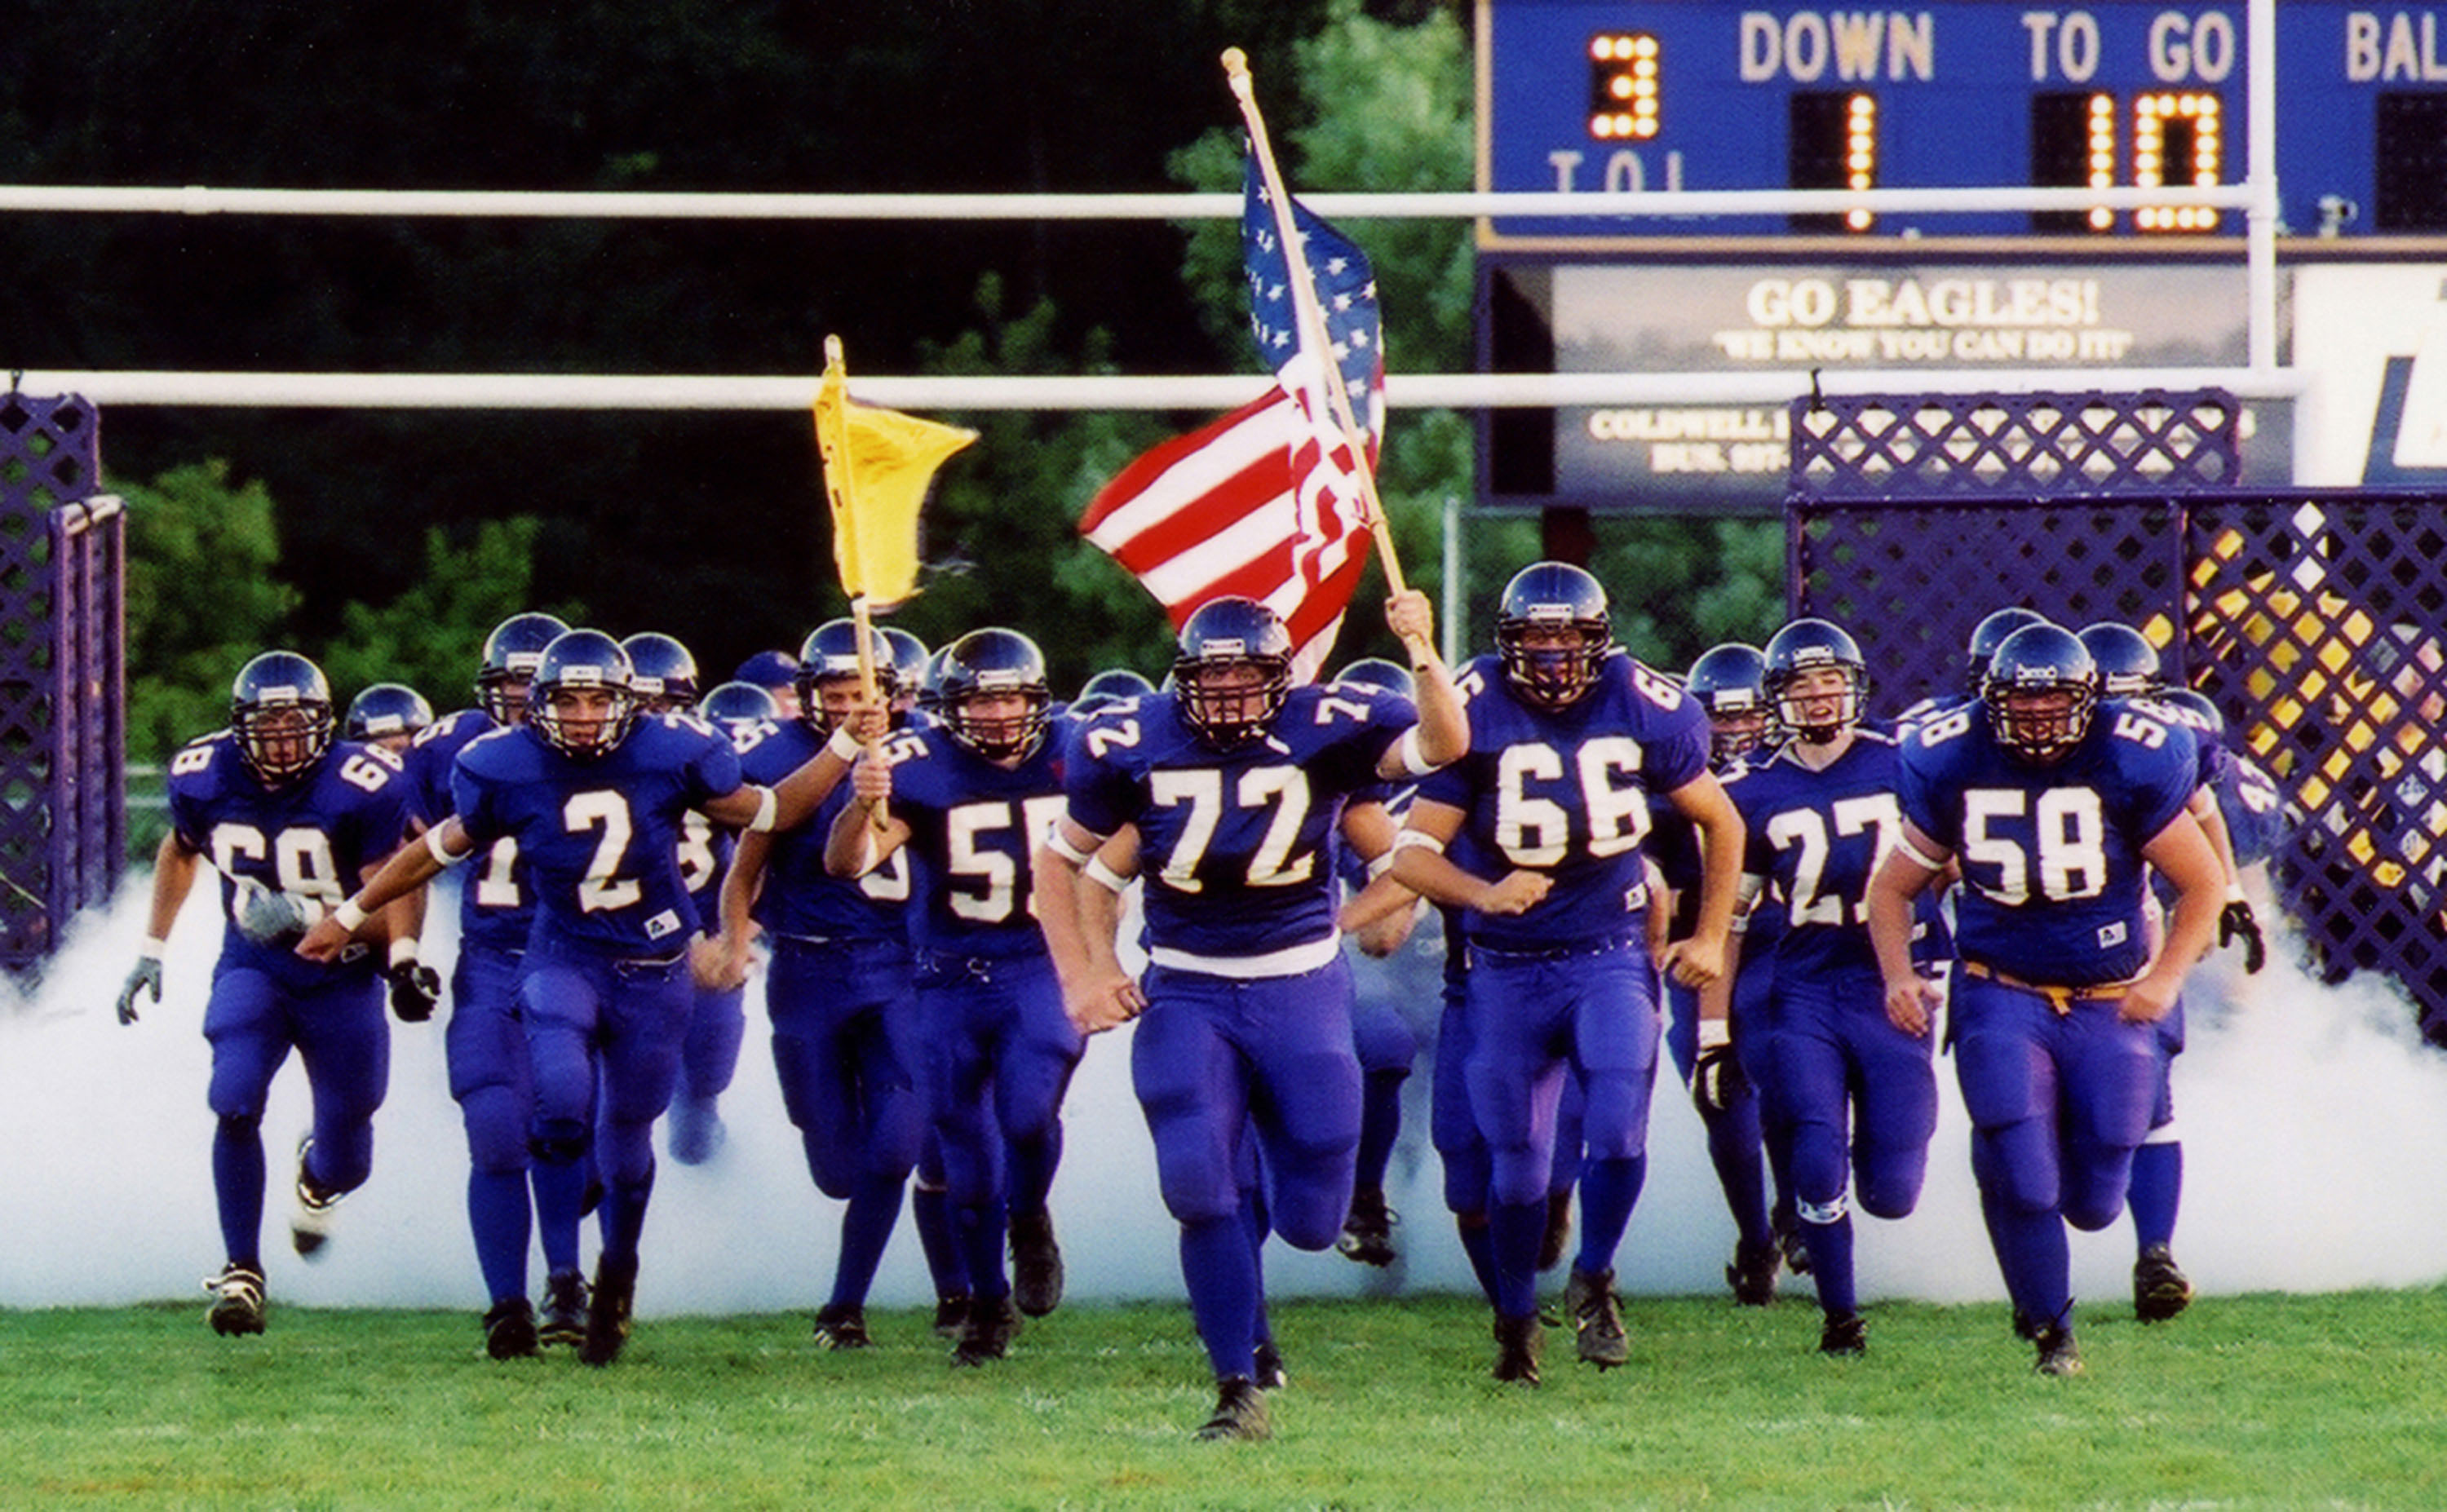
left=1475, top=1, right=2447, bottom=511
left=1480, top=1, right=2447, bottom=243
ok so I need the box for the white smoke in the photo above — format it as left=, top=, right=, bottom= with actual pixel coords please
left=5, top=879, right=2444, bottom=1321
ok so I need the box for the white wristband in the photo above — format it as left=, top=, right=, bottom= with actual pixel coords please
left=825, top=724, right=863, bottom=763
left=333, top=899, right=369, bottom=934
left=2224, top=882, right=2247, bottom=904
left=425, top=825, right=469, bottom=869
left=747, top=785, right=781, bottom=834
left=1697, top=1019, right=1731, bottom=1051
left=388, top=939, right=419, bottom=969
left=1083, top=855, right=1131, bottom=895
left=1365, top=852, right=1394, bottom=882
left=1390, top=829, right=1446, bottom=857
left=1045, top=825, right=1098, bottom=865
left=1396, top=727, right=1439, bottom=777
left=139, top=935, right=169, bottom=962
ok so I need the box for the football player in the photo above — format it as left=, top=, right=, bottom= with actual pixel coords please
left=623, top=632, right=740, bottom=1168
left=1710, top=619, right=1939, bottom=1357
left=118, top=651, right=419, bottom=1337
left=732, top=648, right=804, bottom=723
left=828, top=627, right=1082, bottom=1365
left=1389, top=563, right=1741, bottom=1385
left=708, top=619, right=933, bottom=1351
left=1659, top=641, right=1788, bottom=1306
left=299, top=629, right=868, bottom=1367
left=394, top=611, right=594, bottom=1357
left=1869, top=622, right=2224, bottom=1376
left=343, top=683, right=434, bottom=756
left=1033, top=590, right=1463, bottom=1441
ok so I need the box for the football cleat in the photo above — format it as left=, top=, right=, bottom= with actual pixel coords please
left=1253, top=1340, right=1289, bottom=1392
left=1491, top=1312, right=1545, bottom=1386
left=810, top=1304, right=870, bottom=1351
left=1194, top=1377, right=1272, bottom=1443
left=1537, top=1190, right=1574, bottom=1272
left=666, top=1094, right=726, bottom=1167
left=1818, top=1311, right=1868, bottom=1357
left=578, top=1255, right=638, bottom=1368
left=2133, top=1245, right=2195, bottom=1323
left=2032, top=1323, right=2083, bottom=1377
left=539, top=1270, right=590, bottom=1347
left=1563, top=1267, right=1630, bottom=1369
left=1009, top=1209, right=1064, bottom=1318
left=484, top=1297, right=539, bottom=1360
left=931, top=1293, right=971, bottom=1340
left=1336, top=1187, right=1397, bottom=1268
left=203, top=1263, right=268, bottom=1337
left=2010, top=1308, right=2040, bottom=1342
left=1728, top=1238, right=1781, bottom=1306
left=950, top=1294, right=1018, bottom=1368
left=290, top=1138, right=345, bottom=1259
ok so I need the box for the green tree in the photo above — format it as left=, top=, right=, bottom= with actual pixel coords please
left=317, top=517, right=584, bottom=717
left=122, top=461, right=300, bottom=763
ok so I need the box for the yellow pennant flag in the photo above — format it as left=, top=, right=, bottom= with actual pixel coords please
left=814, top=335, right=977, bottom=609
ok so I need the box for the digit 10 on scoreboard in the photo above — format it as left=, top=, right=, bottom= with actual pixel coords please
left=1480, top=0, right=2447, bottom=245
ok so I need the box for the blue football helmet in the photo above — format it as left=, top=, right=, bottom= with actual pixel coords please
left=476, top=612, right=572, bottom=727
left=882, top=627, right=931, bottom=690
left=916, top=646, right=954, bottom=714
left=343, top=682, right=434, bottom=744
left=529, top=630, right=637, bottom=758
left=1075, top=666, right=1157, bottom=708
left=1331, top=657, right=1416, bottom=701
left=1172, top=597, right=1294, bottom=748
left=1495, top=562, right=1612, bottom=711
left=1982, top=623, right=2098, bottom=763
left=794, top=619, right=896, bottom=732
left=1965, top=606, right=2049, bottom=694
left=619, top=632, right=700, bottom=711
left=2152, top=685, right=2225, bottom=741
left=2078, top=621, right=2162, bottom=699
left=232, top=651, right=337, bottom=785
left=698, top=679, right=782, bottom=732
left=1685, top=642, right=1771, bottom=765
left=1762, top=619, right=1869, bottom=743
left=937, top=628, right=1053, bottom=761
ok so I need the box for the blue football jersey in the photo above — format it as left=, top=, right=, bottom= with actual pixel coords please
left=735, top=718, right=910, bottom=941
left=1724, top=731, right=1910, bottom=979
left=166, top=732, right=418, bottom=985
left=876, top=725, right=1068, bottom=958
left=452, top=712, right=744, bottom=955
left=1897, top=697, right=2197, bottom=985
left=405, top=706, right=538, bottom=954
left=1414, top=650, right=1710, bottom=952
left=1063, top=683, right=1414, bottom=958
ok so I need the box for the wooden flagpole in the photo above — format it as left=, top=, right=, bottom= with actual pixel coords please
left=818, top=334, right=889, bottom=827
left=1220, top=48, right=1426, bottom=664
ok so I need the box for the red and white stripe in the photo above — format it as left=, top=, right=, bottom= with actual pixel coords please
left=1081, top=383, right=1375, bottom=683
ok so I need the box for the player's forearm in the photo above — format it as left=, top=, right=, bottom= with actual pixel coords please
left=1029, top=842, right=1101, bottom=989
left=1865, top=857, right=1931, bottom=985
left=1387, top=846, right=1506, bottom=912
left=767, top=726, right=865, bottom=833
left=1406, top=655, right=1470, bottom=769
left=2142, top=882, right=2223, bottom=995
left=343, top=839, right=449, bottom=922
left=1687, top=807, right=1746, bottom=950
left=718, top=834, right=768, bottom=953
left=146, top=835, right=200, bottom=943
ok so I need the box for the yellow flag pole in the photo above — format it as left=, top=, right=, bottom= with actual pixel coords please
left=817, top=334, right=889, bottom=829
left=1220, top=47, right=1421, bottom=661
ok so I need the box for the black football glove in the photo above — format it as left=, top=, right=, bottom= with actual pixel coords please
left=1691, top=1038, right=1748, bottom=1117
left=2219, top=898, right=2267, bottom=975
left=117, top=957, right=164, bottom=1025
left=385, top=960, right=442, bottom=1023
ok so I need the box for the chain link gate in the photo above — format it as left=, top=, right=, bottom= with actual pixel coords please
left=0, top=390, right=126, bottom=975
left=1785, top=390, right=2447, bottom=1038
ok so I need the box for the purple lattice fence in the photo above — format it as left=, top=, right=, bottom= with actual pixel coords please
left=1787, top=391, right=2447, bottom=1036
left=0, top=391, right=126, bottom=974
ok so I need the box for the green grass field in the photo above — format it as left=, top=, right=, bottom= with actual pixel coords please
left=5, top=1288, right=2440, bottom=1510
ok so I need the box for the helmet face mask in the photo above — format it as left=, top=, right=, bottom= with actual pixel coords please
left=1171, top=598, right=1294, bottom=748
left=1762, top=619, right=1869, bottom=744
left=529, top=631, right=638, bottom=759
left=232, top=652, right=336, bottom=785
left=1496, top=563, right=1611, bottom=712
left=938, top=629, right=1051, bottom=762
left=1982, top=625, right=2099, bottom=763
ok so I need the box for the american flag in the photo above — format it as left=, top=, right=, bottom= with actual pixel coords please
left=1079, top=148, right=1383, bottom=683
